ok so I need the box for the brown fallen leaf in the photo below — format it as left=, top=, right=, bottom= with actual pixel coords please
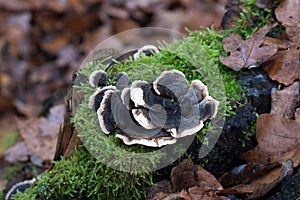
left=148, top=159, right=227, bottom=200
left=171, top=159, right=200, bottom=192
left=219, top=160, right=293, bottom=199
left=171, top=159, right=223, bottom=192
left=255, top=111, right=300, bottom=155
left=219, top=162, right=281, bottom=188
left=263, top=49, right=300, bottom=86
left=275, top=0, right=300, bottom=45
left=219, top=24, right=278, bottom=71
left=16, top=118, right=60, bottom=161
left=271, top=81, right=299, bottom=118
left=15, top=104, right=65, bottom=161
left=241, top=108, right=300, bottom=167
left=4, top=141, right=32, bottom=163
left=146, top=180, right=173, bottom=200
left=0, top=0, right=68, bottom=12
left=262, top=0, right=300, bottom=85
left=180, top=186, right=230, bottom=200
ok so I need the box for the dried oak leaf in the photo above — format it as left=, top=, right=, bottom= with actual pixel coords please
left=148, top=159, right=227, bottom=200
left=262, top=48, right=300, bottom=86
left=241, top=108, right=300, bottom=167
left=262, top=0, right=300, bottom=86
left=219, top=24, right=278, bottom=71
left=219, top=160, right=293, bottom=199
left=171, top=159, right=223, bottom=192
left=180, top=186, right=230, bottom=200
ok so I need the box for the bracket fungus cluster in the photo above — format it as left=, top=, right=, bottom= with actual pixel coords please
left=87, top=46, right=219, bottom=147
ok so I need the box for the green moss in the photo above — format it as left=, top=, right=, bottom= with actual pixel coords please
left=13, top=148, right=152, bottom=200
left=234, top=0, right=276, bottom=38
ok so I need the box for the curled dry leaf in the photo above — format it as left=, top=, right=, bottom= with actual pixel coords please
left=148, top=159, right=228, bottom=200
left=241, top=108, right=300, bottom=167
left=180, top=186, right=230, bottom=200
left=219, top=24, right=278, bottom=71
left=220, top=162, right=282, bottom=188
left=171, top=159, right=223, bottom=192
left=219, top=160, right=293, bottom=199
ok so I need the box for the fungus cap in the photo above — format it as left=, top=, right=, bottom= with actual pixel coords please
left=133, top=45, right=159, bottom=60
left=89, top=69, right=107, bottom=88
left=88, top=86, right=116, bottom=111
left=97, top=90, right=116, bottom=134
left=153, top=69, right=188, bottom=98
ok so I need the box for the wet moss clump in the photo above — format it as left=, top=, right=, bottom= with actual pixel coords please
left=13, top=149, right=152, bottom=200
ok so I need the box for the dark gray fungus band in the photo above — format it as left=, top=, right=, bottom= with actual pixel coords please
left=88, top=67, right=219, bottom=147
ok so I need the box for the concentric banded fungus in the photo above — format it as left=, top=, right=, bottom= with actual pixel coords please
left=116, top=130, right=176, bottom=147
left=89, top=69, right=107, bottom=88
left=133, top=45, right=159, bottom=60
left=132, top=108, right=157, bottom=129
left=88, top=86, right=116, bottom=111
left=87, top=59, right=218, bottom=147
left=153, top=70, right=188, bottom=99
left=121, top=87, right=134, bottom=110
left=114, top=72, right=130, bottom=90
left=130, top=80, right=150, bottom=107
left=97, top=90, right=116, bottom=134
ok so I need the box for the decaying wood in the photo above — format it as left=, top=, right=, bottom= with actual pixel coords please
left=50, top=78, right=83, bottom=169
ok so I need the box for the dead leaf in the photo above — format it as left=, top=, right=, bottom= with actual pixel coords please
left=255, top=111, right=300, bottom=155
left=271, top=81, right=300, bottom=118
left=219, top=160, right=293, bottom=199
left=16, top=118, right=60, bottom=161
left=148, top=159, right=227, bottom=200
left=40, top=34, right=70, bottom=54
left=219, top=24, right=278, bottom=71
left=4, top=141, right=32, bottom=163
left=171, top=159, right=223, bottom=192
left=0, top=0, right=68, bottom=12
left=171, top=159, right=200, bottom=192
left=262, top=0, right=300, bottom=85
left=48, top=104, right=66, bottom=124
left=275, top=0, right=300, bottom=45
left=146, top=180, right=173, bottom=200
left=195, top=165, right=223, bottom=191
left=180, top=186, right=230, bottom=200
left=263, top=49, right=300, bottom=86
left=241, top=108, right=300, bottom=167
left=219, top=162, right=281, bottom=188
